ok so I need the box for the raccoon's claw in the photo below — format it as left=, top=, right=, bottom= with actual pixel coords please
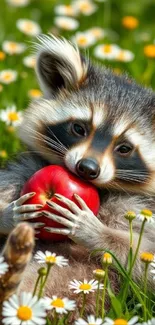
left=13, top=211, right=43, bottom=223
left=44, top=227, right=71, bottom=236
left=44, top=194, right=102, bottom=246
left=12, top=192, right=44, bottom=225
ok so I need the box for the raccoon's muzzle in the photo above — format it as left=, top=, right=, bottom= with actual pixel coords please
left=76, top=158, right=100, bottom=180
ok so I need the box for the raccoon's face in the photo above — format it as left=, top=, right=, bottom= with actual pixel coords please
left=19, top=35, right=155, bottom=195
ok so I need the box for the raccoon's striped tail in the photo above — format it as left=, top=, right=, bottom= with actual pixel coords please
left=0, top=223, right=34, bottom=303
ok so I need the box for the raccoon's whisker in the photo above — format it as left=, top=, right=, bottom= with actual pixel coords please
left=42, top=134, right=67, bottom=154
left=46, top=126, right=69, bottom=150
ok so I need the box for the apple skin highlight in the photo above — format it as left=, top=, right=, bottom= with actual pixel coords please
left=21, top=165, right=100, bottom=241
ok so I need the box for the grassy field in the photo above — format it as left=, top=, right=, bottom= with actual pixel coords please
left=0, top=0, right=155, bottom=324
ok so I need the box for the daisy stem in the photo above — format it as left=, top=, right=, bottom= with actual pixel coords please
left=80, top=292, right=86, bottom=317
left=102, top=266, right=108, bottom=319
left=38, top=264, right=52, bottom=298
left=143, top=263, right=149, bottom=321
left=129, top=220, right=133, bottom=265
left=96, top=279, right=101, bottom=317
left=32, top=274, right=41, bottom=296
left=130, top=219, right=146, bottom=272
left=122, top=219, right=146, bottom=306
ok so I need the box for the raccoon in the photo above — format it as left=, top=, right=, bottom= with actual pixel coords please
left=0, top=35, right=155, bottom=310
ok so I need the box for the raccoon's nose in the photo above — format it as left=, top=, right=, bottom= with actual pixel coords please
left=76, top=158, right=100, bottom=180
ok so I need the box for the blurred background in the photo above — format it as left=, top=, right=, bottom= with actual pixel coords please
left=0, top=0, right=155, bottom=165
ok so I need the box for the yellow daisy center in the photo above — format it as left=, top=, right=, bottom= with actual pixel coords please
left=24, top=22, right=34, bottom=32
left=116, top=51, right=125, bottom=61
left=60, top=21, right=71, bottom=29
left=92, top=29, right=101, bottom=37
left=9, top=42, right=18, bottom=50
left=95, top=269, right=104, bottom=274
left=141, top=209, right=152, bottom=217
left=8, top=111, right=19, bottom=122
left=140, top=252, right=154, bottom=263
left=65, top=5, right=74, bottom=14
left=51, top=298, right=64, bottom=308
left=45, top=256, right=56, bottom=263
left=122, top=16, right=139, bottom=29
left=80, top=3, right=90, bottom=9
left=144, top=45, right=155, bottom=58
left=3, top=73, right=13, bottom=81
left=17, top=306, right=32, bottom=321
left=78, top=37, right=87, bottom=45
left=103, top=252, right=112, bottom=262
left=102, top=45, right=112, bottom=54
left=0, top=51, right=6, bottom=61
left=0, top=150, right=7, bottom=158
left=28, top=89, right=42, bottom=97
left=79, top=283, right=92, bottom=290
left=124, top=210, right=136, bottom=220
left=114, top=319, right=128, bottom=325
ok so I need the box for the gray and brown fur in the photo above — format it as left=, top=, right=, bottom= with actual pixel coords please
left=0, top=35, right=155, bottom=312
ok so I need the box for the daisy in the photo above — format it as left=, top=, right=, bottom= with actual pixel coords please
left=144, top=44, right=155, bottom=59
left=136, top=209, right=155, bottom=224
left=2, top=41, right=26, bottom=55
left=28, top=89, right=42, bottom=98
left=34, top=251, right=69, bottom=267
left=102, top=252, right=112, bottom=265
left=140, top=252, right=155, bottom=264
left=72, top=31, right=96, bottom=48
left=0, top=51, right=6, bottom=61
left=94, top=44, right=120, bottom=60
left=75, top=314, right=103, bottom=325
left=122, top=16, right=139, bottom=30
left=54, top=4, right=78, bottom=16
left=69, top=279, right=103, bottom=294
left=0, top=70, right=17, bottom=84
left=103, top=316, right=139, bottom=325
left=23, top=55, right=36, bottom=68
left=0, top=256, right=9, bottom=275
left=0, top=106, right=23, bottom=126
left=86, top=27, right=105, bottom=40
left=16, top=19, right=41, bottom=36
left=54, top=16, right=79, bottom=31
left=43, top=295, right=76, bottom=314
left=0, top=150, right=8, bottom=159
left=6, top=0, right=30, bottom=6
left=2, top=292, right=47, bottom=325
left=115, top=49, right=135, bottom=62
left=124, top=211, right=136, bottom=221
left=73, top=0, right=97, bottom=16
left=93, top=269, right=105, bottom=280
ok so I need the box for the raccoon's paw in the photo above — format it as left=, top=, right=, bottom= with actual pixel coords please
left=12, top=192, right=45, bottom=231
left=43, top=193, right=104, bottom=248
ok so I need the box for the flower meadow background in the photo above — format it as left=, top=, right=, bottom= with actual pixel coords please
left=0, top=0, right=155, bottom=165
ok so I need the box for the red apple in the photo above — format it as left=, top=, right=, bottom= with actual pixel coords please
left=21, top=165, right=100, bottom=241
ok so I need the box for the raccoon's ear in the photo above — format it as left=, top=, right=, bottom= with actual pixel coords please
left=35, top=34, right=88, bottom=98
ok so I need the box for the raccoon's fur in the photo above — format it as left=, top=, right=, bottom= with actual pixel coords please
left=0, top=35, right=155, bottom=313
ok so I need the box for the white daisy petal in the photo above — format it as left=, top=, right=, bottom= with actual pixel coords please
left=0, top=255, right=9, bottom=275
left=34, top=250, right=69, bottom=267
left=2, top=292, right=47, bottom=325
left=2, top=41, right=26, bottom=55
left=6, top=0, right=30, bottom=6
left=16, top=19, right=41, bottom=36
left=0, top=105, right=22, bottom=127
left=54, top=16, right=79, bottom=30
left=69, top=279, right=103, bottom=294
left=0, top=70, right=17, bottom=84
